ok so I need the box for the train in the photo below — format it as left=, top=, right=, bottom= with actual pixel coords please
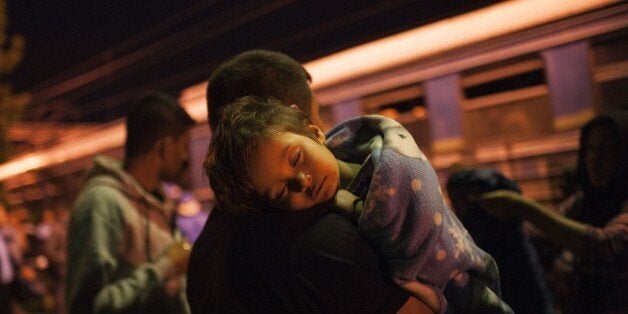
left=1, top=0, right=626, bottom=215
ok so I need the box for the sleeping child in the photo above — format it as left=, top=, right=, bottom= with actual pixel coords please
left=204, top=96, right=512, bottom=313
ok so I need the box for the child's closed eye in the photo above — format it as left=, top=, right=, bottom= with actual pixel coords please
left=272, top=185, right=289, bottom=204
left=279, top=186, right=289, bottom=202
left=291, top=149, right=302, bottom=167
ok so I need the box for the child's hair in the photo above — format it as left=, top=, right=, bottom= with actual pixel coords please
left=204, top=96, right=317, bottom=215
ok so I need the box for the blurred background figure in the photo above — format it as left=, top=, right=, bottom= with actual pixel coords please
left=565, top=112, right=626, bottom=228
left=66, top=92, right=194, bottom=314
left=0, top=203, right=18, bottom=313
left=553, top=167, right=582, bottom=211
left=163, top=183, right=209, bottom=244
left=1, top=204, right=74, bottom=314
left=36, top=206, right=69, bottom=314
left=446, top=168, right=554, bottom=314
left=175, top=192, right=208, bottom=244
left=481, top=111, right=628, bottom=314
left=543, top=166, right=583, bottom=312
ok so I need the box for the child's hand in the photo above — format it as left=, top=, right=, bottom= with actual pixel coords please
left=332, top=189, right=363, bottom=222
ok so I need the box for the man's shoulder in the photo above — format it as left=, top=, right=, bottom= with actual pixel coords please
left=188, top=207, right=409, bottom=313
left=71, top=175, right=130, bottom=227
left=188, top=210, right=236, bottom=262
left=190, top=206, right=350, bottom=250
left=293, top=212, right=371, bottom=261
left=186, top=207, right=359, bottom=310
left=191, top=206, right=369, bottom=263
left=77, top=175, right=125, bottom=202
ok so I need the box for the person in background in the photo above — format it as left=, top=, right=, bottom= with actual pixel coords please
left=0, top=203, right=17, bottom=313
left=187, top=50, right=431, bottom=313
left=1, top=206, right=31, bottom=313
left=554, top=167, right=581, bottom=209
left=446, top=168, right=554, bottom=313
left=66, top=91, right=195, bottom=314
left=540, top=166, right=582, bottom=312
left=36, top=205, right=69, bottom=314
left=176, top=191, right=209, bottom=243
left=481, top=111, right=628, bottom=313
left=163, top=183, right=209, bottom=243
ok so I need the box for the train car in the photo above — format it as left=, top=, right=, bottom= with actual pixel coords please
left=1, top=0, right=626, bottom=215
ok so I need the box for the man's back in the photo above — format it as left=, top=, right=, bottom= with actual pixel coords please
left=187, top=206, right=411, bottom=313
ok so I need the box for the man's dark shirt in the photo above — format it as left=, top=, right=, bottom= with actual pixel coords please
left=186, top=206, right=410, bottom=313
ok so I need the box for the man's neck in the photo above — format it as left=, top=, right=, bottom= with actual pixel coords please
left=124, top=157, right=160, bottom=193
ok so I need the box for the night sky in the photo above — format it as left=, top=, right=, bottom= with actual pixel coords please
left=6, top=0, right=197, bottom=91
left=5, top=1, right=501, bottom=123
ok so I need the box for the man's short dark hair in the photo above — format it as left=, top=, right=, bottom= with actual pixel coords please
left=204, top=96, right=315, bottom=215
left=125, top=91, right=196, bottom=158
left=206, top=50, right=313, bottom=129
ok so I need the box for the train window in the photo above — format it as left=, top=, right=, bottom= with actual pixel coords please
left=597, top=77, right=628, bottom=111
left=379, top=97, right=425, bottom=114
left=591, top=29, right=628, bottom=111
left=463, top=69, right=546, bottom=99
left=591, top=29, right=628, bottom=66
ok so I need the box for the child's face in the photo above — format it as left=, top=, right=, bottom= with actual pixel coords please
left=246, top=126, right=339, bottom=211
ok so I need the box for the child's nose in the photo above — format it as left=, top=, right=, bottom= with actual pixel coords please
left=290, top=171, right=312, bottom=192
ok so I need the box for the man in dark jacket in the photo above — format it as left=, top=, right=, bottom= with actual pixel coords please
left=187, top=50, right=430, bottom=313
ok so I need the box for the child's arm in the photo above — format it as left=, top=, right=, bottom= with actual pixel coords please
left=331, top=189, right=364, bottom=222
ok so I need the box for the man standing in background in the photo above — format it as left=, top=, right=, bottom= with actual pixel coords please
left=66, top=92, right=194, bottom=314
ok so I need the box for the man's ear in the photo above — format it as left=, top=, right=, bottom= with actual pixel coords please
left=156, top=137, right=174, bottom=159
left=307, top=124, right=326, bottom=144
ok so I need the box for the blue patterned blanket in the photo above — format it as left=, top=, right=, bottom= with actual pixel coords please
left=325, top=115, right=511, bottom=313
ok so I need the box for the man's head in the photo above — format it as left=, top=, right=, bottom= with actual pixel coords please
left=125, top=91, right=196, bottom=181
left=206, top=49, right=323, bottom=130
left=205, top=96, right=338, bottom=215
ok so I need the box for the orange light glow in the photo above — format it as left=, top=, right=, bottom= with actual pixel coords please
left=0, top=0, right=618, bottom=181
left=305, top=0, right=617, bottom=89
left=0, top=123, right=126, bottom=181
